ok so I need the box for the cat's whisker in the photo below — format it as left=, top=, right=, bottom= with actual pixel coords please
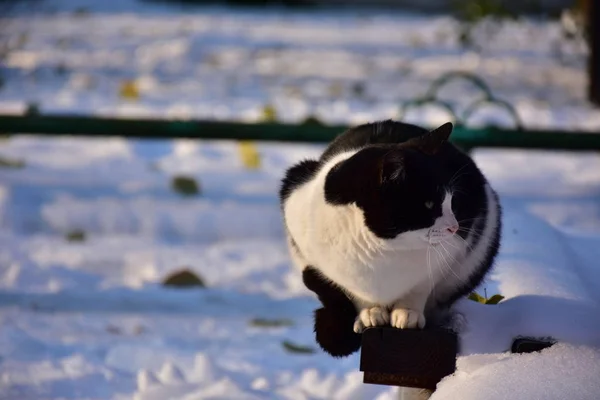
left=437, top=242, right=470, bottom=285
left=456, top=211, right=488, bottom=224
left=454, top=234, right=475, bottom=251
left=457, top=228, right=484, bottom=241
left=457, top=224, right=482, bottom=232
left=458, top=222, right=486, bottom=231
left=427, top=245, right=435, bottom=297
left=438, top=241, right=460, bottom=266
left=450, top=187, right=469, bottom=197
left=441, top=238, right=464, bottom=252
left=439, top=241, right=461, bottom=265
left=448, top=163, right=471, bottom=187
left=457, top=227, right=483, bottom=237
left=429, top=244, right=446, bottom=278
left=457, top=216, right=484, bottom=224
left=450, top=167, right=470, bottom=183
left=457, top=232, right=483, bottom=242
left=431, top=244, right=452, bottom=279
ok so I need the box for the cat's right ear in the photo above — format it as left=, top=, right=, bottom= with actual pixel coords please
left=427, top=122, right=453, bottom=144
left=405, top=122, right=453, bottom=155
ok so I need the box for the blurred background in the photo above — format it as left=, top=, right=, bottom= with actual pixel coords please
left=0, top=0, right=599, bottom=399
left=0, top=0, right=595, bottom=127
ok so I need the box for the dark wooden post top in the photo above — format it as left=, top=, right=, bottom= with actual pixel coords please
left=359, top=327, right=459, bottom=391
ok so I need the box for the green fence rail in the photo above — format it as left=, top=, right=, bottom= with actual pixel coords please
left=398, top=71, right=524, bottom=130
left=1, top=114, right=600, bottom=151
left=2, top=71, right=598, bottom=151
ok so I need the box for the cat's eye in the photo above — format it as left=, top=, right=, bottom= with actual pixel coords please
left=425, top=201, right=434, bottom=209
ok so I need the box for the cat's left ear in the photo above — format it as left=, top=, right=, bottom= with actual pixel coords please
left=409, top=122, right=453, bottom=155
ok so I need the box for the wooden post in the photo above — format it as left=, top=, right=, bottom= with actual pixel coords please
left=589, top=0, right=600, bottom=105
left=360, top=327, right=458, bottom=396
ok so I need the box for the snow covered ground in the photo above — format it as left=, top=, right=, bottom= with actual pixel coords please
left=2, top=137, right=600, bottom=400
left=1, top=1, right=600, bottom=399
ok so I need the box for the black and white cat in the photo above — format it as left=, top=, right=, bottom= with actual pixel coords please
left=279, top=120, right=501, bottom=357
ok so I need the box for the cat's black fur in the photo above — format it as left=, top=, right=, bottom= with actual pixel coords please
left=302, top=267, right=362, bottom=357
left=280, top=159, right=320, bottom=204
left=280, top=120, right=501, bottom=357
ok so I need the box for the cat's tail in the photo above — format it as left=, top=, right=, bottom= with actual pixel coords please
left=314, top=306, right=362, bottom=357
left=302, top=267, right=362, bottom=357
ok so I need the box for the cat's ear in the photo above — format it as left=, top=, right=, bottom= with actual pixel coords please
left=429, top=122, right=453, bottom=142
left=378, top=150, right=405, bottom=184
left=406, top=122, right=453, bottom=155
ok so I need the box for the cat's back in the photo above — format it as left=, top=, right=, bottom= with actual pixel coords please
left=320, top=119, right=428, bottom=161
left=280, top=120, right=427, bottom=205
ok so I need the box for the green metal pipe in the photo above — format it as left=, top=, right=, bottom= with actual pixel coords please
left=0, top=114, right=343, bottom=143
left=1, top=114, right=600, bottom=151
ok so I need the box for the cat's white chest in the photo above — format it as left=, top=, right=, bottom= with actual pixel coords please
left=319, top=245, right=434, bottom=305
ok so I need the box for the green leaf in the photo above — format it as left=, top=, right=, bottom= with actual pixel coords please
left=282, top=340, right=315, bottom=354
left=119, top=80, right=140, bottom=100
left=66, top=230, right=86, bottom=242
left=250, top=318, right=294, bottom=328
left=0, top=157, right=25, bottom=169
left=162, top=269, right=206, bottom=288
left=485, top=294, right=505, bottom=305
left=261, top=104, right=278, bottom=122
left=301, top=116, right=324, bottom=126
left=171, top=175, right=201, bottom=196
left=25, top=102, right=40, bottom=116
left=238, top=141, right=261, bottom=169
left=467, top=291, right=504, bottom=305
left=467, top=292, right=486, bottom=304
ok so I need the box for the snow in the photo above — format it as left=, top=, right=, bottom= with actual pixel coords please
left=434, top=343, right=600, bottom=400
left=1, top=1, right=600, bottom=399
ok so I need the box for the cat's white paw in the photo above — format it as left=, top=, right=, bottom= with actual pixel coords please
left=353, top=306, right=390, bottom=333
left=391, top=307, right=425, bottom=329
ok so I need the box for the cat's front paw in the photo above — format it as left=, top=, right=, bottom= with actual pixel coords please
left=353, top=306, right=390, bottom=333
left=391, top=307, right=425, bottom=329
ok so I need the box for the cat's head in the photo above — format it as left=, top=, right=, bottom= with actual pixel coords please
left=324, top=122, right=463, bottom=247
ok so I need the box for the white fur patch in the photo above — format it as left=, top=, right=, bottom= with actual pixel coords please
left=353, top=306, right=390, bottom=333
left=391, top=307, right=426, bottom=329
left=427, top=193, right=459, bottom=244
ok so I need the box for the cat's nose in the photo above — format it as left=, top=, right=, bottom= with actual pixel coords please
left=446, top=225, right=459, bottom=234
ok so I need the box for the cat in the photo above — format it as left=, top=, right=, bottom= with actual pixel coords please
left=279, top=120, right=502, bottom=357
